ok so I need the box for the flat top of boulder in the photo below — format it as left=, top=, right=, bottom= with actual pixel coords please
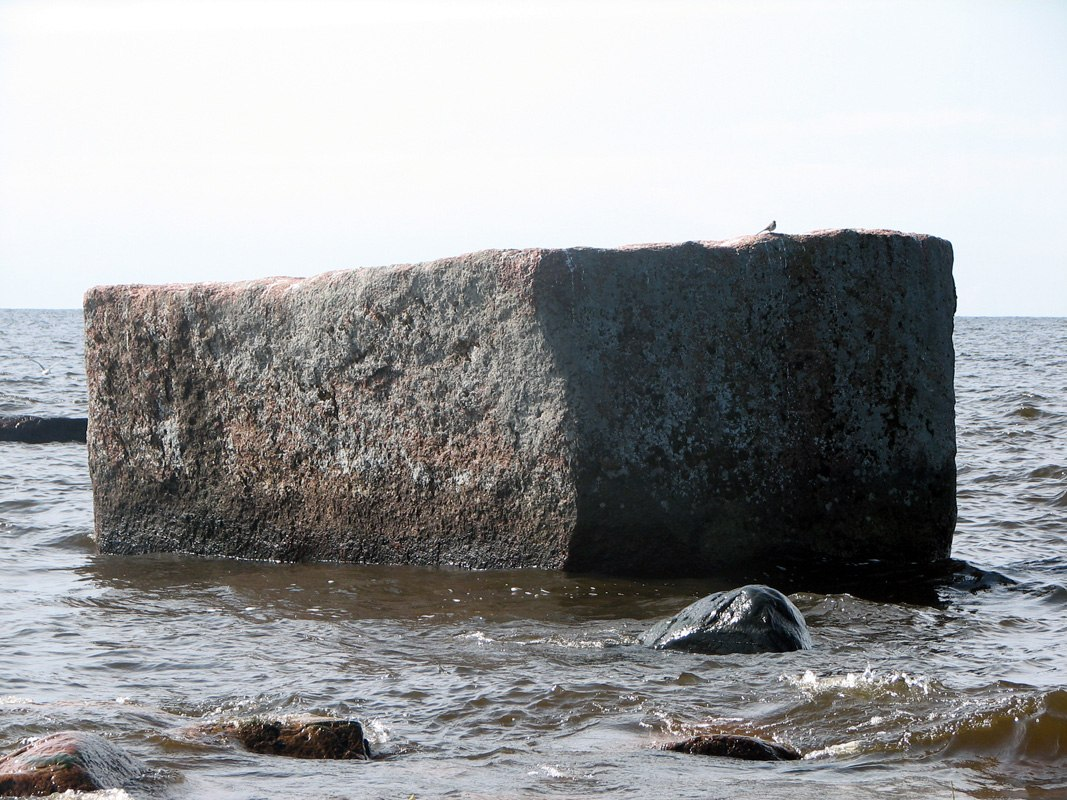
left=84, top=229, right=949, bottom=298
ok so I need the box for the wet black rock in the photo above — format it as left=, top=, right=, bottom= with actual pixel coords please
left=662, top=734, right=801, bottom=761
left=642, top=584, right=812, bottom=654
left=206, top=716, right=372, bottom=760
left=0, top=415, right=87, bottom=444
left=0, top=731, right=146, bottom=796
left=755, top=557, right=1019, bottom=607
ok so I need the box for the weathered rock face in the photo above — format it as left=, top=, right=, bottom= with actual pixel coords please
left=84, top=229, right=956, bottom=576
left=641, top=584, right=813, bottom=654
left=0, top=731, right=146, bottom=796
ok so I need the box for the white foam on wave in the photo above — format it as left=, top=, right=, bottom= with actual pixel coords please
left=529, top=762, right=595, bottom=781
left=363, top=716, right=391, bottom=746
left=457, top=630, right=496, bottom=644
left=783, top=665, right=935, bottom=697
left=0, top=695, right=40, bottom=705
left=531, top=763, right=569, bottom=778
left=803, top=739, right=865, bottom=759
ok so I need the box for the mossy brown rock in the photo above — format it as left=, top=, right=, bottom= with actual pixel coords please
left=662, top=734, right=801, bottom=761
left=84, top=229, right=956, bottom=576
left=206, top=717, right=371, bottom=760
left=0, top=731, right=146, bottom=796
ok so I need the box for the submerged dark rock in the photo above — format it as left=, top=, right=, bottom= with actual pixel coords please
left=750, top=557, right=1019, bottom=607
left=0, top=731, right=146, bottom=796
left=206, top=716, right=372, bottom=760
left=662, top=734, right=801, bottom=761
left=0, top=415, right=87, bottom=444
left=642, top=584, right=812, bottom=654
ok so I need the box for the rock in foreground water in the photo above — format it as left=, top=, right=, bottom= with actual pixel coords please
left=0, top=731, right=146, bottom=796
left=205, top=717, right=372, bottom=760
left=662, top=734, right=801, bottom=761
left=85, top=229, right=956, bottom=576
left=642, top=585, right=812, bottom=654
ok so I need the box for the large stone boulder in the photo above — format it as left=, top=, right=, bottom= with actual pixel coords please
left=641, top=584, right=813, bottom=654
left=84, top=230, right=956, bottom=576
left=0, top=731, right=146, bottom=796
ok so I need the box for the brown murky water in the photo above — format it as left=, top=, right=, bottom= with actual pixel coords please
left=1, top=311, right=1065, bottom=799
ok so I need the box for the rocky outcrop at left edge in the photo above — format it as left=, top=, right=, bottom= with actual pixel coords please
left=0, top=416, right=87, bottom=444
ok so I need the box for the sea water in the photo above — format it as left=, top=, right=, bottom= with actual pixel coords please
left=0, top=309, right=1065, bottom=799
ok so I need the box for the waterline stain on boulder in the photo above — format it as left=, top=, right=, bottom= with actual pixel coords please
left=84, top=230, right=956, bottom=577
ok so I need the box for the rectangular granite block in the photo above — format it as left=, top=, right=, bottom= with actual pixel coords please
left=84, top=229, right=956, bottom=575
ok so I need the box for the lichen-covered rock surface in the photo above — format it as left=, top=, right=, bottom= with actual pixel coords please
left=84, top=229, right=956, bottom=576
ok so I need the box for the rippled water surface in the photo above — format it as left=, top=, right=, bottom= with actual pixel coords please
left=1, top=311, right=1065, bottom=799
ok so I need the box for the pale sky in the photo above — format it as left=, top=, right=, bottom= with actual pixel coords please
left=1, top=0, right=1065, bottom=314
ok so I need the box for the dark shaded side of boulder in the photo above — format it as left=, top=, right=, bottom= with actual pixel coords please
left=642, top=584, right=813, bottom=654
left=0, top=415, right=88, bottom=443
left=0, top=731, right=146, bottom=796
left=216, top=717, right=371, bottom=760
left=662, top=734, right=801, bottom=761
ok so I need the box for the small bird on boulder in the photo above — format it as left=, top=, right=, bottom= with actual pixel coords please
left=757, top=220, right=776, bottom=234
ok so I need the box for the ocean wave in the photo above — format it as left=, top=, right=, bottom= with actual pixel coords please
left=1028, top=464, right=1067, bottom=480
left=1009, top=404, right=1043, bottom=419
left=918, top=688, right=1067, bottom=763
left=782, top=667, right=938, bottom=700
